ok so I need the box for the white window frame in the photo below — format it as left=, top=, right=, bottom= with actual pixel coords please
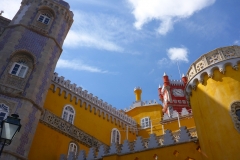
left=0, top=103, right=9, bottom=122
left=68, top=142, right=78, bottom=157
left=37, top=13, right=51, bottom=25
left=9, top=62, right=28, bottom=78
left=141, top=117, right=150, bottom=129
left=62, top=105, right=75, bottom=124
left=111, top=128, right=121, bottom=144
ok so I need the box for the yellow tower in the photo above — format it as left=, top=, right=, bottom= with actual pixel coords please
left=185, top=46, right=240, bottom=160
left=134, top=87, right=142, bottom=101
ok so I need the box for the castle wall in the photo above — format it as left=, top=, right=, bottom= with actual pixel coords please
left=189, top=62, right=240, bottom=159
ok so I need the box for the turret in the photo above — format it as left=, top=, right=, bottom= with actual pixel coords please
left=163, top=72, right=170, bottom=86
left=134, top=87, right=142, bottom=101
left=181, top=74, right=188, bottom=86
left=158, top=84, right=163, bottom=101
left=0, top=0, right=73, bottom=159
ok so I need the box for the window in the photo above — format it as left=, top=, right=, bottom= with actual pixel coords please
left=0, top=103, right=9, bottom=122
left=10, top=62, right=28, bottom=78
left=68, top=142, right=78, bottom=157
left=111, top=128, right=120, bottom=144
left=236, top=109, right=240, bottom=120
left=230, top=101, right=240, bottom=133
left=141, top=117, right=150, bottom=129
left=37, top=13, right=51, bottom=25
left=62, top=105, right=75, bottom=124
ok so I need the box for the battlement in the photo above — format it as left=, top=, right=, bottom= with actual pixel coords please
left=169, top=79, right=184, bottom=86
left=124, top=100, right=159, bottom=112
left=60, top=127, right=198, bottom=160
left=52, top=73, right=137, bottom=127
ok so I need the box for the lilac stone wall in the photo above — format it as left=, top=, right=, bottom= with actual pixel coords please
left=0, top=29, right=13, bottom=77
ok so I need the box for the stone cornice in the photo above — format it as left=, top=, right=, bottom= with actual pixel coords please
left=186, top=46, right=240, bottom=94
left=40, top=109, right=108, bottom=149
left=51, top=73, right=138, bottom=133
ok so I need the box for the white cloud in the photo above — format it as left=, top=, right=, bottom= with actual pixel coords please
left=167, top=47, right=189, bottom=62
left=65, top=30, right=124, bottom=52
left=157, top=58, right=170, bottom=66
left=56, top=59, right=109, bottom=73
left=127, top=0, right=215, bottom=35
left=64, top=11, right=143, bottom=53
left=0, top=0, right=21, bottom=19
left=234, top=40, right=240, bottom=45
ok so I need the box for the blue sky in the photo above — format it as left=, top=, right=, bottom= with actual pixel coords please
left=1, top=0, right=240, bottom=110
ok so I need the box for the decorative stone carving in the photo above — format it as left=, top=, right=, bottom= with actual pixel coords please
left=196, top=60, right=205, bottom=72
left=178, top=126, right=191, bottom=142
left=97, top=145, right=107, bottom=159
left=230, top=101, right=240, bottom=133
left=77, top=150, right=86, bottom=160
left=86, top=147, right=95, bottom=160
left=109, top=142, right=118, bottom=154
left=186, top=46, right=240, bottom=94
left=40, top=109, right=107, bottom=148
left=148, top=134, right=159, bottom=148
left=223, top=48, right=236, bottom=59
left=121, top=140, right=131, bottom=154
left=163, top=130, right=175, bottom=145
left=207, top=53, right=221, bottom=65
left=134, top=136, right=145, bottom=151
left=67, top=152, right=75, bottom=160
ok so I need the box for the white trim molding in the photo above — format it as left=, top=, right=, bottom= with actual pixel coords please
left=186, top=46, right=240, bottom=95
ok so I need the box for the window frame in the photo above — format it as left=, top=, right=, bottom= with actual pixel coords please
left=62, top=105, right=75, bottom=124
left=230, top=101, right=240, bottom=133
left=0, top=103, right=9, bottom=122
left=68, top=142, right=78, bottom=157
left=37, top=13, right=51, bottom=25
left=9, top=62, right=28, bottom=78
left=111, top=128, right=121, bottom=144
left=141, top=117, right=151, bottom=129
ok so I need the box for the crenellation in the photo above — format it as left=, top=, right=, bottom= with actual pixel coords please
left=51, top=73, right=137, bottom=127
left=60, top=127, right=197, bottom=159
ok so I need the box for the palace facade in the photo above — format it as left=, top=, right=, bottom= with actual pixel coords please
left=0, top=0, right=240, bottom=160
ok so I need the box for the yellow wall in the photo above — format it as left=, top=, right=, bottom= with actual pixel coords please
left=126, top=104, right=195, bottom=139
left=126, top=105, right=163, bottom=138
left=103, top=141, right=206, bottom=160
left=29, top=84, right=137, bottom=159
left=42, top=85, right=135, bottom=143
left=29, top=123, right=89, bottom=160
left=190, top=64, right=240, bottom=160
left=163, top=117, right=195, bottom=132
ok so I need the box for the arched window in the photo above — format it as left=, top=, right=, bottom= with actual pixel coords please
left=37, top=13, right=51, bottom=25
left=236, top=109, right=240, bottom=120
left=111, top=128, right=120, bottom=144
left=0, top=103, right=9, bottom=122
left=9, top=61, right=28, bottom=78
left=62, top=105, right=75, bottom=124
left=68, top=142, right=78, bottom=157
left=230, top=101, right=240, bottom=133
left=141, top=117, right=150, bottom=129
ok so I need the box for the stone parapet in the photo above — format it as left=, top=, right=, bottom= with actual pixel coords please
left=52, top=73, right=137, bottom=128
left=186, top=45, right=240, bottom=94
